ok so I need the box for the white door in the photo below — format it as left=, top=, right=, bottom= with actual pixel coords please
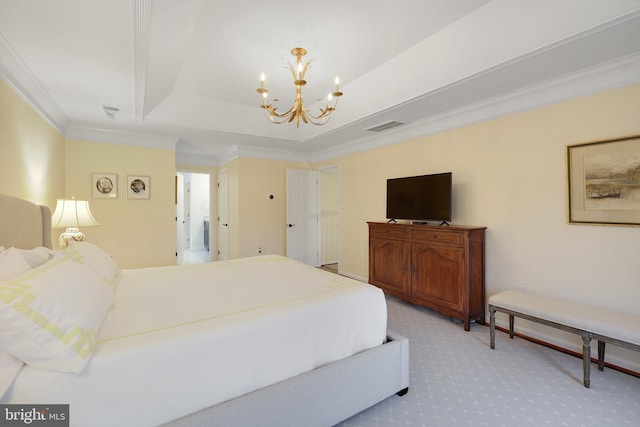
left=217, top=169, right=229, bottom=261
left=175, top=173, right=185, bottom=264
left=286, top=168, right=319, bottom=266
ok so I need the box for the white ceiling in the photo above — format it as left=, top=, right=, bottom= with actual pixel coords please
left=1, top=0, right=639, bottom=166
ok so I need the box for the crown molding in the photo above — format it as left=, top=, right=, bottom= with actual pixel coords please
left=176, top=151, right=218, bottom=167
left=307, top=52, right=640, bottom=164
left=65, top=124, right=179, bottom=150
left=0, top=32, right=70, bottom=133
left=217, top=143, right=308, bottom=166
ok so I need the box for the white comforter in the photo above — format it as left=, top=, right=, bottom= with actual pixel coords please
left=4, top=255, right=387, bottom=426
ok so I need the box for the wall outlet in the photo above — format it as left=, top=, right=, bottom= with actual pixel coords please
left=257, top=247, right=262, bottom=255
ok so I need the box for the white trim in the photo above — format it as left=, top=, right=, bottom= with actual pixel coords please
left=218, top=143, right=308, bottom=165
left=307, top=52, right=640, bottom=163
left=133, top=0, right=151, bottom=119
left=175, top=152, right=218, bottom=167
left=65, top=125, right=179, bottom=150
left=339, top=271, right=368, bottom=283
left=0, top=33, right=69, bottom=133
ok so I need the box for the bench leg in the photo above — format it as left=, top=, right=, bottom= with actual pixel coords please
left=598, top=341, right=606, bottom=371
left=581, top=331, right=591, bottom=388
left=509, top=315, right=514, bottom=339
left=489, top=305, right=496, bottom=349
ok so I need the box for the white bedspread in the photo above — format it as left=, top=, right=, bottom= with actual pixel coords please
left=4, top=255, right=387, bottom=426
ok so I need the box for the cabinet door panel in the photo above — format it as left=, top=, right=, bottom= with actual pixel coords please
left=411, top=243, right=464, bottom=311
left=369, top=237, right=409, bottom=295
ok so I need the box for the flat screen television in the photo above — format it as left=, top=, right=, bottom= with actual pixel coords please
left=386, top=172, right=452, bottom=223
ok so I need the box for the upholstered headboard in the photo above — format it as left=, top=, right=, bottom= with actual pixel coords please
left=0, top=194, right=52, bottom=249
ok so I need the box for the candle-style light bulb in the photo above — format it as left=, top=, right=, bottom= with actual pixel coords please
left=260, top=72, right=265, bottom=88
left=334, top=76, right=340, bottom=89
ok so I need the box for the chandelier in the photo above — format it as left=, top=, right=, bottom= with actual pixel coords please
left=257, top=47, right=343, bottom=127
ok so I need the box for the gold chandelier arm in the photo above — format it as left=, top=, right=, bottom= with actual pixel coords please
left=264, top=111, right=292, bottom=124
left=264, top=99, right=296, bottom=118
left=257, top=47, right=342, bottom=127
left=305, top=96, right=340, bottom=123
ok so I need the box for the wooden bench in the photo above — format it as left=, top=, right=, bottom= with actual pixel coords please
left=488, top=289, right=640, bottom=388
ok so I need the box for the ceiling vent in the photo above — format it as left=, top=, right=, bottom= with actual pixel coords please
left=364, top=120, right=405, bottom=132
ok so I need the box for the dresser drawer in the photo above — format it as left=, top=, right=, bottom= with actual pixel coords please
left=411, top=229, right=464, bottom=245
left=369, top=224, right=410, bottom=240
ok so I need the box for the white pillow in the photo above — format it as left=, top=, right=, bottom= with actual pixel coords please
left=62, top=242, right=120, bottom=287
left=0, top=257, right=114, bottom=374
left=0, top=248, right=33, bottom=282
left=0, top=350, right=23, bottom=399
left=16, top=246, right=54, bottom=268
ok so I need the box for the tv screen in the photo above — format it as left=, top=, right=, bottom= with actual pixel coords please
left=386, top=172, right=452, bottom=222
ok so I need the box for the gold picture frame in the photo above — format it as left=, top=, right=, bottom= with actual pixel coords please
left=567, top=135, right=640, bottom=226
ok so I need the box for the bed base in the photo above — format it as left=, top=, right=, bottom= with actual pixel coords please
left=166, top=331, right=409, bottom=427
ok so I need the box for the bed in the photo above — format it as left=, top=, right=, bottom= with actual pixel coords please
left=0, top=194, right=409, bottom=427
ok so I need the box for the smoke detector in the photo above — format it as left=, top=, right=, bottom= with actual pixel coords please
left=103, top=105, right=120, bottom=119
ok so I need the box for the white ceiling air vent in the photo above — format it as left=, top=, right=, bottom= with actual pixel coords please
left=364, top=120, right=406, bottom=132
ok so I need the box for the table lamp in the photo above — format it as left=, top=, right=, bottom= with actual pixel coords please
left=51, top=198, right=99, bottom=249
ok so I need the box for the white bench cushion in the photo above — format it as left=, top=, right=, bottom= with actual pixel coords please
left=489, top=290, right=640, bottom=346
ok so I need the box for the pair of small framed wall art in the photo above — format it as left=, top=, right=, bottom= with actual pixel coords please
left=92, top=173, right=150, bottom=200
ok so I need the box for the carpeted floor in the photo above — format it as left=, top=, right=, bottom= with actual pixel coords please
left=336, top=295, right=640, bottom=427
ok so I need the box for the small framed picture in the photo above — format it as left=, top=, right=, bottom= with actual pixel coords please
left=92, top=173, right=118, bottom=199
left=127, top=175, right=150, bottom=200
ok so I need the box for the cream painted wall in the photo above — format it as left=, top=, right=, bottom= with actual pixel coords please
left=313, top=82, right=640, bottom=372
left=320, top=168, right=339, bottom=264
left=0, top=79, right=64, bottom=209
left=64, top=139, right=176, bottom=268
left=234, top=157, right=310, bottom=258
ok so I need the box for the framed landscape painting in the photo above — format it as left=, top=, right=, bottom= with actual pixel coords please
left=567, top=135, right=640, bottom=226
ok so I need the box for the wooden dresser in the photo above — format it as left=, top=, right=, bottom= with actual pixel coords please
left=368, top=222, right=486, bottom=331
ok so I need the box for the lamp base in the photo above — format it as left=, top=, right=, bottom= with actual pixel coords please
left=59, top=227, right=85, bottom=249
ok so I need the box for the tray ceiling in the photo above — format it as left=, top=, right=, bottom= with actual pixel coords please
left=1, top=0, right=639, bottom=165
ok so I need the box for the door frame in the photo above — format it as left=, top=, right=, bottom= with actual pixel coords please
left=317, top=165, right=340, bottom=268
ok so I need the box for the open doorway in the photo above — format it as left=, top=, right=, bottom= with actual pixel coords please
left=176, top=171, right=211, bottom=264
left=319, top=166, right=339, bottom=272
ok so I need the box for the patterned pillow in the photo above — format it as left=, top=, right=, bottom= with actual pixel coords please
left=0, top=256, right=114, bottom=374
